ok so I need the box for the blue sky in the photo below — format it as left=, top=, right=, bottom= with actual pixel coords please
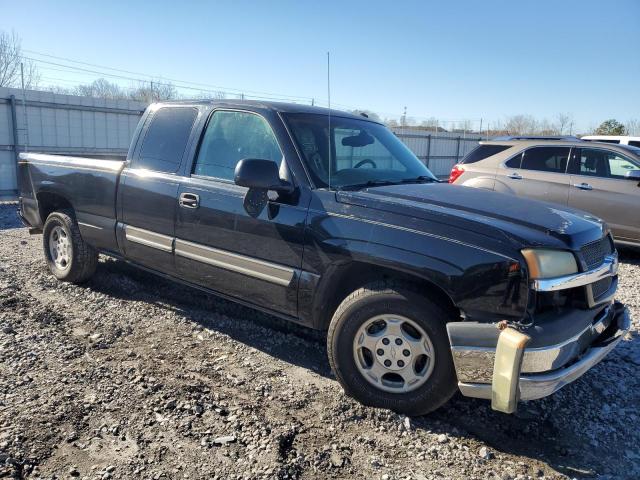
left=5, top=0, right=639, bottom=131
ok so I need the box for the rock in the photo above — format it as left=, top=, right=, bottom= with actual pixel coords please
left=330, top=451, right=344, bottom=468
left=479, top=446, right=494, bottom=460
left=403, top=416, right=412, bottom=431
left=68, top=467, right=80, bottom=477
left=437, top=434, right=448, bottom=444
left=212, top=435, right=236, bottom=445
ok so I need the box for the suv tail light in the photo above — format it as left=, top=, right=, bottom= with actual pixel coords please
left=448, top=164, right=465, bottom=184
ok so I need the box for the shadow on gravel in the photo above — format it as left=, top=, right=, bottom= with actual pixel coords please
left=74, top=251, right=637, bottom=479
left=87, top=257, right=332, bottom=377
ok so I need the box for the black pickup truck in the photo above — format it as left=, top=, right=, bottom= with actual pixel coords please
left=18, top=100, right=629, bottom=415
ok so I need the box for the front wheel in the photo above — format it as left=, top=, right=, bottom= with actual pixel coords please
left=42, top=210, right=98, bottom=283
left=327, top=282, right=458, bottom=416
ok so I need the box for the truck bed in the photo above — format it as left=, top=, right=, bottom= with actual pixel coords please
left=18, top=153, right=125, bottom=252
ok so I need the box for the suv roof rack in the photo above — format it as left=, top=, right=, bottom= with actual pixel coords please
left=492, top=135, right=581, bottom=141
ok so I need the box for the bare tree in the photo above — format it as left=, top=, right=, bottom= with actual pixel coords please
left=553, top=113, right=573, bottom=135
left=75, top=78, right=125, bottom=99
left=129, top=80, right=178, bottom=103
left=0, top=30, right=39, bottom=88
left=504, top=115, right=538, bottom=135
left=625, top=119, right=640, bottom=136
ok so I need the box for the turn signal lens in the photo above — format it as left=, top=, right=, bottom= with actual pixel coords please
left=521, top=249, right=578, bottom=279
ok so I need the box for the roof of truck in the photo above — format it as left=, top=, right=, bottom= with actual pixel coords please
left=154, top=99, right=377, bottom=122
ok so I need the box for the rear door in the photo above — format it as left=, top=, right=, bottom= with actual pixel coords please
left=568, top=147, right=640, bottom=242
left=118, top=105, right=199, bottom=273
left=174, top=108, right=308, bottom=317
left=498, top=146, right=571, bottom=205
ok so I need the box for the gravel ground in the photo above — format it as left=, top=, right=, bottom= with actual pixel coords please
left=1, top=202, right=638, bottom=480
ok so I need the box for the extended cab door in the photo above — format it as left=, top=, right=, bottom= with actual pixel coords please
left=117, top=105, right=199, bottom=273
left=496, top=146, right=571, bottom=205
left=173, top=108, right=308, bottom=317
left=568, top=147, right=640, bottom=243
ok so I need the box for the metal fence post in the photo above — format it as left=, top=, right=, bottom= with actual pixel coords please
left=9, top=95, right=20, bottom=162
left=426, top=134, right=431, bottom=167
left=455, top=136, right=461, bottom=162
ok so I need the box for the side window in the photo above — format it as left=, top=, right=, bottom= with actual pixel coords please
left=193, top=111, right=282, bottom=180
left=629, top=141, right=640, bottom=148
left=505, top=152, right=523, bottom=169
left=461, top=144, right=511, bottom=164
left=576, top=148, right=607, bottom=176
left=520, top=147, right=570, bottom=173
left=607, top=152, right=640, bottom=178
left=575, top=148, right=640, bottom=178
left=138, top=107, right=197, bottom=173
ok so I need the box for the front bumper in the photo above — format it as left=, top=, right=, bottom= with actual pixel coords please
left=450, top=301, right=630, bottom=410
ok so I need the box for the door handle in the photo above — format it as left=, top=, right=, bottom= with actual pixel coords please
left=179, top=192, right=200, bottom=208
left=507, top=172, right=523, bottom=180
left=573, top=183, right=593, bottom=191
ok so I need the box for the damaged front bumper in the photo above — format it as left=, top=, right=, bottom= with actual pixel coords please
left=448, top=301, right=630, bottom=413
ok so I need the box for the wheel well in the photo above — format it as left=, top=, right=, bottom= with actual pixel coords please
left=319, top=262, right=460, bottom=329
left=37, top=192, right=73, bottom=224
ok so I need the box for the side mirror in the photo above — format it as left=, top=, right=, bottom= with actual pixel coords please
left=624, top=170, right=640, bottom=181
left=234, top=159, right=294, bottom=194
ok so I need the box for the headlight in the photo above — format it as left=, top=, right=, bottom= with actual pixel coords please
left=521, top=249, right=578, bottom=279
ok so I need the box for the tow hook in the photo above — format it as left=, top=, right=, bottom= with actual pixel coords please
left=491, top=324, right=531, bottom=413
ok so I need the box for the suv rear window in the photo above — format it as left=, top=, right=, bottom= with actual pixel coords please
left=461, top=144, right=510, bottom=164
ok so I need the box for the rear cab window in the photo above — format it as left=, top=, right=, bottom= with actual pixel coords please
left=137, top=107, right=198, bottom=173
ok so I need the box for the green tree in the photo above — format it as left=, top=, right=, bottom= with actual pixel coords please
left=594, top=119, right=627, bottom=135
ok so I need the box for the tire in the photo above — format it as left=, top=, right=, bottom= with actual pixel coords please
left=42, top=210, right=98, bottom=283
left=327, top=281, right=458, bottom=416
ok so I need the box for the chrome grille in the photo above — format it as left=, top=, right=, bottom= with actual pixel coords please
left=580, top=236, right=613, bottom=270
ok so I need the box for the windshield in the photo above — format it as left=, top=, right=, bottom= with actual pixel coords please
left=284, top=113, right=437, bottom=189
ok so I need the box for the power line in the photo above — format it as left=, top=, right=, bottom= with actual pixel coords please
left=24, top=49, right=315, bottom=102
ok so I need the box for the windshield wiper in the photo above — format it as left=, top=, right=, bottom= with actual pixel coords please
left=339, top=179, right=400, bottom=190
left=339, top=176, right=439, bottom=191
left=397, top=175, right=439, bottom=184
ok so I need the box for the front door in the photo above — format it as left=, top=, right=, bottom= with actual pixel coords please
left=568, top=147, right=640, bottom=243
left=174, top=109, right=307, bottom=317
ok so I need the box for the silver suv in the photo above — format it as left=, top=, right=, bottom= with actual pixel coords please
left=449, top=137, right=640, bottom=247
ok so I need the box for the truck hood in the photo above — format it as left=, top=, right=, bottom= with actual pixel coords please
left=336, top=183, right=605, bottom=249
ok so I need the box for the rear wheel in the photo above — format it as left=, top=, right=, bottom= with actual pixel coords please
left=327, top=281, right=458, bottom=416
left=42, top=210, right=98, bottom=283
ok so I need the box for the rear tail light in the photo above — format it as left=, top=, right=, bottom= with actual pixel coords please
left=448, top=164, right=465, bottom=183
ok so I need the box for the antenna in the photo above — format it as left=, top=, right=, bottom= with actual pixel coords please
left=327, top=51, right=332, bottom=191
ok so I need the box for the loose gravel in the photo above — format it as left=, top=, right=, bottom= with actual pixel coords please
left=0, top=202, right=638, bottom=480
